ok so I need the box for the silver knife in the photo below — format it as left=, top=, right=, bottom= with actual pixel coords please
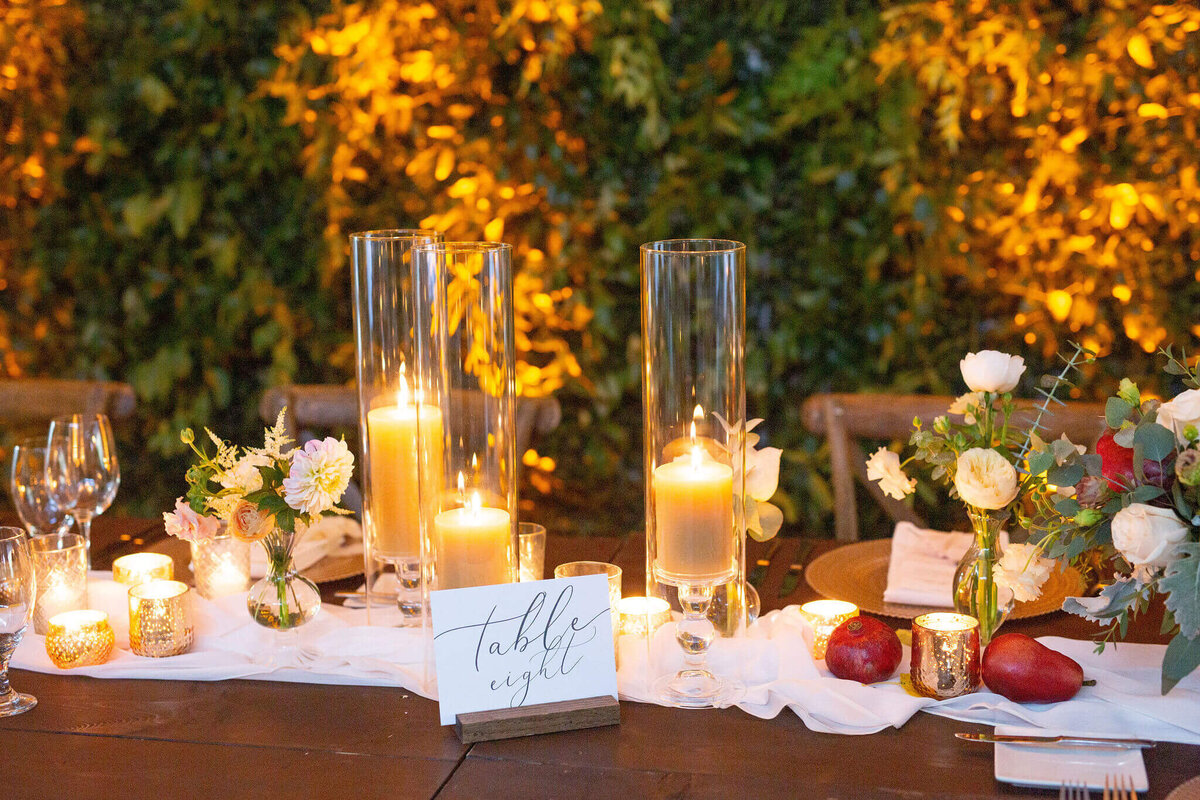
left=956, top=732, right=1156, bottom=749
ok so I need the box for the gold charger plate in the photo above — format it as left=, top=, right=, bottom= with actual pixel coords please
left=300, top=553, right=363, bottom=585
left=804, top=538, right=1085, bottom=620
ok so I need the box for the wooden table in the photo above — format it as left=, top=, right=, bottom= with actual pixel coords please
left=3, top=517, right=1197, bottom=799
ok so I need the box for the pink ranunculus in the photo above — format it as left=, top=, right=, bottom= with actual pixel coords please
left=163, top=498, right=220, bottom=544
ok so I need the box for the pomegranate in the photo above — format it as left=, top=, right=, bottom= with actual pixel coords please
left=1097, top=429, right=1170, bottom=492
left=824, top=616, right=903, bottom=684
left=982, top=633, right=1085, bottom=703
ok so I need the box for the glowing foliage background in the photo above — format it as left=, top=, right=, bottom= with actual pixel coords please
left=1, top=0, right=1198, bottom=530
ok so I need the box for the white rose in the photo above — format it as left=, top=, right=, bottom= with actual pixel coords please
left=959, top=350, right=1026, bottom=393
left=1111, top=503, right=1189, bottom=568
left=866, top=446, right=916, bottom=500
left=1155, top=389, right=1200, bottom=445
left=954, top=448, right=1019, bottom=510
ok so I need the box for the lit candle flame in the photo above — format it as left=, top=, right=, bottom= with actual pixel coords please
left=690, top=406, right=702, bottom=469
left=457, top=472, right=465, bottom=505
left=469, top=490, right=482, bottom=517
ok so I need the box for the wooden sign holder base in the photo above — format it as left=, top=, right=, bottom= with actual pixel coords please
left=454, top=695, right=620, bottom=743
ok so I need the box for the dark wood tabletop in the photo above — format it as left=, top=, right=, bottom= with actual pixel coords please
left=2, top=516, right=1197, bottom=799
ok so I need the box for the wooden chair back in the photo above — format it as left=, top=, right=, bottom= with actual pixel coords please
left=258, top=384, right=563, bottom=458
left=0, top=378, right=136, bottom=432
left=800, top=393, right=1106, bottom=542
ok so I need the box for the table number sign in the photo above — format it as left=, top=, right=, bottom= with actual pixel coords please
left=429, top=574, right=620, bottom=739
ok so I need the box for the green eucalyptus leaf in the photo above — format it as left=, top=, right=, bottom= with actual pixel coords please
left=1162, top=632, right=1200, bottom=695
left=1135, top=423, right=1176, bottom=463
left=1106, top=397, right=1133, bottom=429
left=1161, top=543, right=1200, bottom=639
left=1129, top=484, right=1166, bottom=503
left=1046, top=464, right=1084, bottom=488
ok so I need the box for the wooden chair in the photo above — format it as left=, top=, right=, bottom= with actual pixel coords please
left=0, top=378, right=136, bottom=431
left=258, top=384, right=563, bottom=459
left=800, top=393, right=1107, bottom=542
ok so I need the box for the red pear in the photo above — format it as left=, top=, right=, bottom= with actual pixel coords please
left=982, top=633, right=1084, bottom=703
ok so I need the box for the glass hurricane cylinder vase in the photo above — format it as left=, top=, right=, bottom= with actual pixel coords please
left=352, top=229, right=444, bottom=626
left=641, top=239, right=747, bottom=709
left=953, top=509, right=1014, bottom=646
left=412, top=242, right=519, bottom=593
left=247, top=529, right=321, bottom=631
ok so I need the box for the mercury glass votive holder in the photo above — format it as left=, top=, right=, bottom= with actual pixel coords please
left=190, top=531, right=250, bottom=599
left=617, top=596, right=673, bottom=638
left=30, top=532, right=89, bottom=635
left=45, top=610, right=115, bottom=669
left=800, top=600, right=859, bottom=660
left=910, top=612, right=981, bottom=699
left=112, top=552, right=174, bottom=588
left=129, top=580, right=194, bottom=658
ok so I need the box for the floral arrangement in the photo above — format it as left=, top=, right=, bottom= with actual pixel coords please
left=1051, top=348, right=1200, bottom=693
left=714, top=414, right=784, bottom=542
left=866, top=348, right=1090, bottom=643
left=165, top=410, right=355, bottom=544
left=163, top=410, right=354, bottom=628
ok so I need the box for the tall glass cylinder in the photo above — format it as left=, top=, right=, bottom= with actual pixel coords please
left=352, top=229, right=443, bottom=625
left=412, top=242, right=519, bottom=592
left=641, top=239, right=746, bottom=708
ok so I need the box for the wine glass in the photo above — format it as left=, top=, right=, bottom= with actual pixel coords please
left=9, top=438, right=74, bottom=537
left=46, top=414, right=120, bottom=560
left=0, top=526, right=36, bottom=716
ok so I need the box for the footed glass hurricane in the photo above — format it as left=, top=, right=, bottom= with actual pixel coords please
left=953, top=509, right=1014, bottom=646
left=247, top=529, right=321, bottom=631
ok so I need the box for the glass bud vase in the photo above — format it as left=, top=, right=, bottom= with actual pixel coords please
left=247, top=529, right=321, bottom=631
left=953, top=509, right=1014, bottom=646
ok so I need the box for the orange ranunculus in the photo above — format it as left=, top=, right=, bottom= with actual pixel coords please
left=228, top=500, right=275, bottom=542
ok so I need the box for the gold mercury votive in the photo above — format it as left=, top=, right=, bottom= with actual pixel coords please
left=112, top=553, right=174, bottom=587
left=45, top=610, right=115, bottom=669
left=910, top=612, right=981, bottom=699
left=617, top=596, right=673, bottom=638
left=800, top=599, right=859, bottom=660
left=129, top=580, right=194, bottom=658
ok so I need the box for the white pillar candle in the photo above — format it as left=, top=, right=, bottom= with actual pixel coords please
left=653, top=436, right=734, bottom=583
left=366, top=393, right=444, bottom=560
left=433, top=490, right=512, bottom=590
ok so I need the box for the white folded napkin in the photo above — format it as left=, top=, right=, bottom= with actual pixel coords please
left=11, top=572, right=435, bottom=697
left=883, top=521, right=1009, bottom=606
left=249, top=516, right=364, bottom=578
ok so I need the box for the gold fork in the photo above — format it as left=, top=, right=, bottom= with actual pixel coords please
left=1104, top=774, right=1134, bottom=799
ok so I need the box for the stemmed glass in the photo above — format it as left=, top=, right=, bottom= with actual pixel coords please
left=46, top=414, right=120, bottom=561
left=9, top=438, right=74, bottom=537
left=0, top=526, right=37, bottom=716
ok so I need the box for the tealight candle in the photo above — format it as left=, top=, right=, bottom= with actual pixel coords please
left=800, top=600, right=859, bottom=660
left=129, top=580, right=194, bottom=658
left=190, top=531, right=250, bottom=599
left=45, top=610, right=115, bottom=669
left=910, top=612, right=981, bottom=699
left=112, top=553, right=174, bottom=587
left=617, top=596, right=672, bottom=638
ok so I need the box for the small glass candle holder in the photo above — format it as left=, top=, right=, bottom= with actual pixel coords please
left=45, top=610, right=115, bottom=669
left=555, top=561, right=622, bottom=664
left=129, top=580, right=194, bottom=658
left=518, top=523, right=547, bottom=582
left=112, top=553, right=174, bottom=588
left=617, top=596, right=673, bottom=638
left=800, top=600, right=859, bottom=660
left=190, top=530, right=251, bottom=599
left=29, top=532, right=89, bottom=635
left=910, top=612, right=981, bottom=699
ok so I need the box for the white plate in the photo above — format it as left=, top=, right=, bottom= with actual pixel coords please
left=993, top=725, right=1149, bottom=791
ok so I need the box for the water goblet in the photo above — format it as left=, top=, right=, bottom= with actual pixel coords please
left=0, top=526, right=37, bottom=716
left=46, top=413, right=120, bottom=561
left=9, top=437, right=74, bottom=537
